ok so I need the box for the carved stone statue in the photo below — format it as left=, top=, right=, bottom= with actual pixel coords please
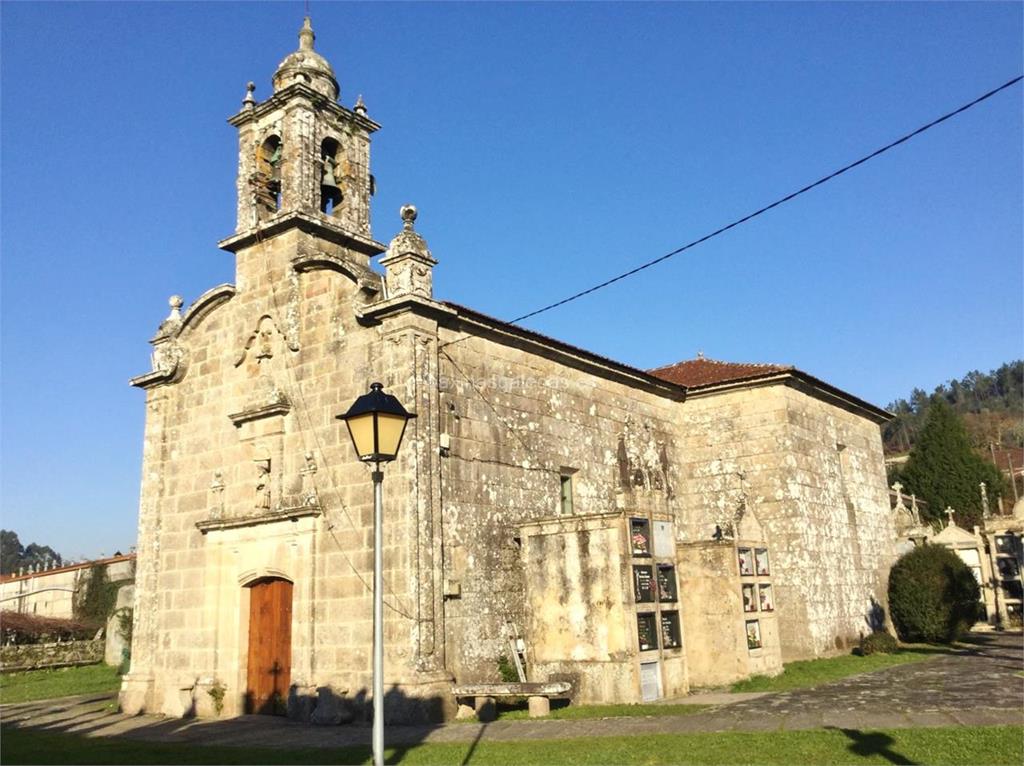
left=255, top=460, right=272, bottom=511
left=301, top=451, right=319, bottom=506
left=210, top=471, right=225, bottom=519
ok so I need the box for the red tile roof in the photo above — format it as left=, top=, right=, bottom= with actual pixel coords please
left=648, top=356, right=891, bottom=424
left=648, top=357, right=793, bottom=388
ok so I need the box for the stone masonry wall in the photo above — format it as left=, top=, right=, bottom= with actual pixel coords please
left=437, top=330, right=684, bottom=687
left=124, top=230, right=449, bottom=719
left=1, top=640, right=104, bottom=672
left=675, top=383, right=895, bottom=660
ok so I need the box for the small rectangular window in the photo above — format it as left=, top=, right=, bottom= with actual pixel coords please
left=560, top=475, right=573, bottom=515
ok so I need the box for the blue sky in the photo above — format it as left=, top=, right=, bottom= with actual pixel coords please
left=2, top=2, right=1021, bottom=560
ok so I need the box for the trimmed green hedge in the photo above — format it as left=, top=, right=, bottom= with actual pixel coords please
left=888, top=544, right=980, bottom=643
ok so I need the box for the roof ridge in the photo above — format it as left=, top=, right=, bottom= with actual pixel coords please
left=648, top=357, right=792, bottom=372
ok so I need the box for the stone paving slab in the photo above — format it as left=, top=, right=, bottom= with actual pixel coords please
left=2, top=632, right=1021, bottom=750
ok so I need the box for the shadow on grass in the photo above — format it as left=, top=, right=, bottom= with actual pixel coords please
left=828, top=727, right=919, bottom=766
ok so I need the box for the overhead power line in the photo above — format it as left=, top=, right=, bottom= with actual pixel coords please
left=507, top=75, right=1023, bottom=325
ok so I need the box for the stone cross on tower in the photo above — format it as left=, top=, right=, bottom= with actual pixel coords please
left=944, top=507, right=956, bottom=526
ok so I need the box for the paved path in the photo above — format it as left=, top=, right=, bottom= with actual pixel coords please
left=2, top=633, right=1021, bottom=751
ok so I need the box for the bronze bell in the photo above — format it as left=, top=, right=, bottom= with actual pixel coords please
left=321, top=156, right=343, bottom=209
left=268, top=144, right=283, bottom=181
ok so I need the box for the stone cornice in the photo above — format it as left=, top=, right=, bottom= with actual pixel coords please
left=219, top=211, right=386, bottom=257
left=291, top=252, right=382, bottom=294
left=440, top=304, right=686, bottom=403
left=359, top=295, right=457, bottom=324
left=228, top=400, right=292, bottom=427
left=129, top=368, right=176, bottom=389
left=227, top=83, right=381, bottom=133
left=196, top=504, right=322, bottom=534
left=178, top=284, right=236, bottom=336
left=684, top=371, right=892, bottom=425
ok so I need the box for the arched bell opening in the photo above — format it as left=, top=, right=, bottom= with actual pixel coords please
left=256, top=135, right=283, bottom=218
left=319, top=137, right=343, bottom=215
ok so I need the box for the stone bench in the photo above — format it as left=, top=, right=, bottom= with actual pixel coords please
left=452, top=681, right=572, bottom=721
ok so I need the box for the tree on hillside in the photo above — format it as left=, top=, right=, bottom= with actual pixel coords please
left=884, top=361, right=1023, bottom=453
left=899, top=400, right=1007, bottom=529
left=0, top=530, right=63, bottom=575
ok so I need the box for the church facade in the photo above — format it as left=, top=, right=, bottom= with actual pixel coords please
left=121, top=20, right=896, bottom=722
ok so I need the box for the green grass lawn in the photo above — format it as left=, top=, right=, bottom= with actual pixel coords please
left=729, top=647, right=947, bottom=693
left=1, top=724, right=1020, bottom=765
left=458, top=701, right=711, bottom=722
left=0, top=664, right=121, bottom=705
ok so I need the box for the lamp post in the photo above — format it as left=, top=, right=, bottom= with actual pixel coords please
left=337, top=382, right=416, bottom=766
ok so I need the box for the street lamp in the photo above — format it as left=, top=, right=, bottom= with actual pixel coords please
left=337, top=382, right=416, bottom=766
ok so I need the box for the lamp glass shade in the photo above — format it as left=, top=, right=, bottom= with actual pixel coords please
left=375, top=412, right=410, bottom=459
left=337, top=383, right=416, bottom=463
left=345, top=411, right=378, bottom=461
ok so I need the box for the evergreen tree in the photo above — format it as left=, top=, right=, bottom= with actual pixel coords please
left=0, top=530, right=63, bottom=575
left=900, top=400, right=1007, bottom=529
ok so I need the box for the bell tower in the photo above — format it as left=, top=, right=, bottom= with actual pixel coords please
left=220, top=17, right=384, bottom=263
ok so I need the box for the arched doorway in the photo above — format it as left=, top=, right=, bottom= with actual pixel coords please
left=245, top=577, right=292, bottom=715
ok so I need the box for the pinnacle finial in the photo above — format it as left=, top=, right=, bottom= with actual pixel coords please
left=299, top=16, right=315, bottom=51
left=243, top=81, right=256, bottom=108
left=354, top=94, right=367, bottom=115
left=400, top=204, right=418, bottom=230
left=168, top=295, right=184, bottom=320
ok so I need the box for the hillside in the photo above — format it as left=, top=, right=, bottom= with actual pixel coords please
left=883, top=361, right=1023, bottom=455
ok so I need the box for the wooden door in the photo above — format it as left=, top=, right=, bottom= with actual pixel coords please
left=245, top=578, right=292, bottom=715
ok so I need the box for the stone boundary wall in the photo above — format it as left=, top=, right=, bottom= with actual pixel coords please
left=1, top=639, right=104, bottom=672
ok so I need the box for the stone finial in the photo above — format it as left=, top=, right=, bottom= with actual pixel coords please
left=892, top=481, right=903, bottom=494
left=299, top=16, right=315, bottom=51
left=272, top=15, right=339, bottom=101
left=380, top=205, right=437, bottom=301
left=168, top=295, right=184, bottom=321
left=354, top=94, right=367, bottom=116
left=401, top=204, right=417, bottom=229
left=945, top=507, right=956, bottom=526
left=980, top=482, right=991, bottom=518
left=243, top=81, right=256, bottom=108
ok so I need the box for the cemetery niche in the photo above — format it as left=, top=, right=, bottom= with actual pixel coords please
left=745, top=620, right=762, bottom=650
left=656, top=564, right=678, bottom=602
left=660, top=611, right=682, bottom=649
left=738, top=548, right=754, bottom=576
left=633, top=565, right=655, bottom=604
left=630, top=518, right=651, bottom=557
left=637, top=613, right=658, bottom=651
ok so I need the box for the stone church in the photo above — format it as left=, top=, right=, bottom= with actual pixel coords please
left=121, top=19, right=897, bottom=722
